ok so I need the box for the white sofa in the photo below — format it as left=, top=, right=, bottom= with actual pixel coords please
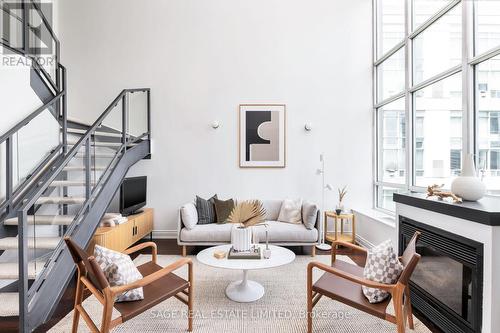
left=177, top=199, right=320, bottom=256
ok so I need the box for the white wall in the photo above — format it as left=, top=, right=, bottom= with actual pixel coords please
left=57, top=0, right=374, bottom=236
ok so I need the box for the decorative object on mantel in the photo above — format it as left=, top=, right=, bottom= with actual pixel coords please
left=451, top=153, right=486, bottom=201
left=228, top=200, right=266, bottom=252
left=316, top=153, right=333, bottom=251
left=426, top=184, right=463, bottom=203
left=336, top=185, right=348, bottom=215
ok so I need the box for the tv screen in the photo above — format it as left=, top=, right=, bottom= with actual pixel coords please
left=120, top=176, right=147, bottom=216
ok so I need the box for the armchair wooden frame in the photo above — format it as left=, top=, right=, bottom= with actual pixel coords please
left=307, top=232, right=421, bottom=333
left=65, top=238, right=194, bottom=333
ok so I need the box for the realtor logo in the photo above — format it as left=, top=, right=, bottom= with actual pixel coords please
left=1, top=1, right=54, bottom=55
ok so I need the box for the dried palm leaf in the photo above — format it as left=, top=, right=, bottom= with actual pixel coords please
left=228, top=200, right=266, bottom=228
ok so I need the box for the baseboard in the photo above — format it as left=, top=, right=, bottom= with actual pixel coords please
left=150, top=230, right=177, bottom=239
left=356, top=234, right=374, bottom=249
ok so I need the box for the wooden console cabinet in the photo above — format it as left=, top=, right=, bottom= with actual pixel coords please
left=90, top=208, right=154, bottom=252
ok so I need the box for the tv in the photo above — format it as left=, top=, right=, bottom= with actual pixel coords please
left=120, top=176, right=147, bottom=216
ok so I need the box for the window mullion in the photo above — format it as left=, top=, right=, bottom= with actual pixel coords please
left=462, top=0, right=474, bottom=160
left=405, top=0, right=412, bottom=190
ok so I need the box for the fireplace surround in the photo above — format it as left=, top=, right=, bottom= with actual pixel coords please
left=399, top=216, right=483, bottom=333
left=394, top=192, right=500, bottom=333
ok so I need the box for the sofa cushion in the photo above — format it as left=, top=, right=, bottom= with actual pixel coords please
left=278, top=199, right=302, bottom=224
left=180, top=223, right=233, bottom=242
left=180, top=202, right=198, bottom=230
left=196, top=194, right=217, bottom=224
left=261, top=200, right=282, bottom=221
left=180, top=220, right=318, bottom=243
left=214, top=198, right=235, bottom=224
left=302, top=201, right=318, bottom=230
left=255, top=221, right=317, bottom=243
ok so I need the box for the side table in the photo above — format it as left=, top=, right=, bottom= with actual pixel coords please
left=324, top=211, right=356, bottom=245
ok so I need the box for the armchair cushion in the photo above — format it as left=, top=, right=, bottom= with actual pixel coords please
left=94, top=245, right=144, bottom=302
left=362, top=240, right=403, bottom=303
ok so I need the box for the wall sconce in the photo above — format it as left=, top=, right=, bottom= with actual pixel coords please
left=211, top=121, right=220, bottom=129
left=304, top=123, right=312, bottom=131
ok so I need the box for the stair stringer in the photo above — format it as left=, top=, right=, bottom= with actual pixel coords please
left=26, top=140, right=150, bottom=331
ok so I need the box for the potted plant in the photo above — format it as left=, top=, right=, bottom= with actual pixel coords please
left=336, top=186, right=348, bottom=215
left=228, top=200, right=266, bottom=252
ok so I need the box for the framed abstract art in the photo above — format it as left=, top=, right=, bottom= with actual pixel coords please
left=239, top=104, right=286, bottom=168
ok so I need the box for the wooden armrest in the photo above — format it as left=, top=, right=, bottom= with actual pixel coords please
left=332, top=240, right=367, bottom=266
left=123, top=242, right=157, bottom=263
left=308, top=261, right=395, bottom=292
left=110, top=258, right=193, bottom=296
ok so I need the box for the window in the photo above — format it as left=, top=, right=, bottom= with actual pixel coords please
left=414, top=74, right=462, bottom=187
left=412, top=3, right=462, bottom=85
left=475, top=0, right=500, bottom=55
left=373, top=0, right=500, bottom=212
left=377, top=47, right=405, bottom=101
left=378, top=98, right=406, bottom=184
left=413, top=0, right=453, bottom=29
left=376, top=0, right=405, bottom=57
left=476, top=55, right=500, bottom=191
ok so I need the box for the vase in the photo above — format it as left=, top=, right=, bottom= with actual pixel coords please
left=451, top=154, right=486, bottom=201
left=231, top=225, right=253, bottom=252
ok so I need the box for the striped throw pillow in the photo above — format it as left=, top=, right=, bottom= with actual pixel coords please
left=196, top=194, right=218, bottom=224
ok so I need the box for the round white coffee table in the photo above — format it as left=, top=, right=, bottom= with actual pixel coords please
left=196, top=244, right=295, bottom=303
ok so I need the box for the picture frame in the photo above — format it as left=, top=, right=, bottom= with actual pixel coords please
left=239, top=104, right=286, bottom=168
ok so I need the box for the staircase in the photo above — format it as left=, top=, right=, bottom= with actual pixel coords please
left=0, top=2, right=152, bottom=332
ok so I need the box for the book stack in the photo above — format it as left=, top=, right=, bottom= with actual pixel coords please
left=99, top=213, right=128, bottom=227
left=227, top=246, right=262, bottom=260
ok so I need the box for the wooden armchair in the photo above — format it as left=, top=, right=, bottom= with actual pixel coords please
left=64, top=237, right=194, bottom=333
left=307, top=232, right=421, bottom=333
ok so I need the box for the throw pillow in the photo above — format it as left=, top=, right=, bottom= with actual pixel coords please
left=196, top=194, right=218, bottom=224
left=362, top=240, right=403, bottom=304
left=277, top=199, right=303, bottom=224
left=93, top=245, right=144, bottom=302
left=302, top=201, right=318, bottom=230
left=181, top=202, right=198, bottom=230
left=214, top=198, right=235, bottom=224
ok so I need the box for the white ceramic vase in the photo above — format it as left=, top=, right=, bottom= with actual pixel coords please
left=231, top=225, right=253, bottom=252
left=451, top=154, right=486, bottom=201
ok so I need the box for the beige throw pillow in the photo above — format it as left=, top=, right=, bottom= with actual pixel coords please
left=277, top=199, right=303, bottom=224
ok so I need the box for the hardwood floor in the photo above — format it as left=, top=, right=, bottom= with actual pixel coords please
left=0, top=239, right=442, bottom=333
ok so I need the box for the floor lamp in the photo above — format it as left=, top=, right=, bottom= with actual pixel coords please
left=316, top=153, right=332, bottom=251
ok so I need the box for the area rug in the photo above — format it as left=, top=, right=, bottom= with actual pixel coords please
left=49, top=254, right=431, bottom=333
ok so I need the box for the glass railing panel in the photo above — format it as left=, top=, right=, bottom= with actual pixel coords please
left=13, top=109, right=60, bottom=190
left=101, top=97, right=123, bottom=138
left=27, top=2, right=57, bottom=83
left=127, top=91, right=148, bottom=140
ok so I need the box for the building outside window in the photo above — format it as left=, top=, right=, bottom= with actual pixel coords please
left=374, top=0, right=500, bottom=211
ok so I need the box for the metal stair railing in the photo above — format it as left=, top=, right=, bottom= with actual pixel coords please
left=0, top=63, right=67, bottom=221
left=15, top=88, right=151, bottom=332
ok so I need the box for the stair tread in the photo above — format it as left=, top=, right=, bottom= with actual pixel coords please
left=0, top=237, right=60, bottom=250
left=67, top=140, right=122, bottom=147
left=75, top=152, right=116, bottom=158
left=63, top=166, right=106, bottom=171
left=0, top=261, right=46, bottom=279
left=0, top=293, right=19, bottom=317
left=68, top=128, right=122, bottom=137
left=4, top=215, right=75, bottom=226
left=49, top=180, right=96, bottom=187
left=36, top=197, right=86, bottom=204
